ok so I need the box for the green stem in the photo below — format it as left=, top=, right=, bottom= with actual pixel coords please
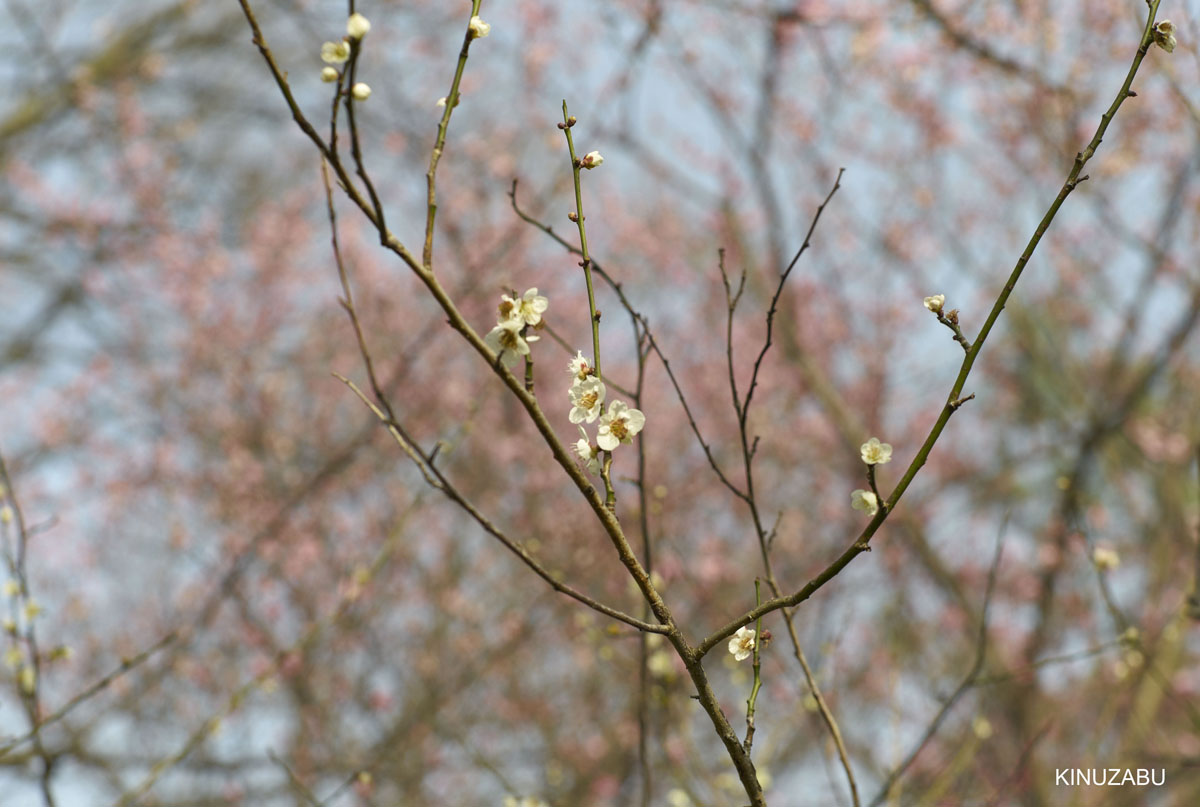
left=424, top=1, right=484, bottom=270
left=561, top=101, right=603, bottom=383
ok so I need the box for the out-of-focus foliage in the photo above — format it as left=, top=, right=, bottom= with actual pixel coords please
left=1, top=0, right=1199, bottom=805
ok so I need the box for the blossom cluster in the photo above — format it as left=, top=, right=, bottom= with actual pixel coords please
left=319, top=14, right=372, bottom=100
left=568, top=351, right=645, bottom=475
left=484, top=288, right=548, bottom=368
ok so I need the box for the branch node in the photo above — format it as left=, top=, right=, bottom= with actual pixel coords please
left=950, top=393, right=976, bottom=411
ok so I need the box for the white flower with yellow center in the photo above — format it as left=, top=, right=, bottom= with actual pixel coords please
left=321, top=41, right=350, bottom=64
left=860, top=437, right=892, bottom=465
left=485, top=320, right=532, bottom=368
left=500, top=288, right=549, bottom=327
left=728, top=626, right=755, bottom=661
left=923, top=294, right=945, bottom=313
left=567, top=350, right=592, bottom=382
left=597, top=400, right=645, bottom=450
left=568, top=377, right=606, bottom=424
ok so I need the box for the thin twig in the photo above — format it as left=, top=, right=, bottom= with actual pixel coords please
left=695, top=5, right=1161, bottom=658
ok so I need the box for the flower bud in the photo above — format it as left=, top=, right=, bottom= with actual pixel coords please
left=351, top=82, right=371, bottom=101
left=468, top=15, right=491, bottom=39
left=347, top=13, right=371, bottom=40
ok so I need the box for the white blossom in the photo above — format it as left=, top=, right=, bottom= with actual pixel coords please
left=1154, top=20, right=1177, bottom=53
left=567, top=350, right=592, bottom=382
left=728, top=626, right=755, bottom=661
left=851, top=489, right=878, bottom=516
left=574, top=426, right=601, bottom=475
left=568, top=377, right=606, bottom=424
left=581, top=150, right=604, bottom=169
left=485, top=320, right=531, bottom=368
left=597, top=400, right=645, bottom=450
left=321, top=66, right=339, bottom=83
left=860, top=437, right=893, bottom=465
left=923, top=294, right=945, bottom=313
left=468, top=15, right=491, bottom=39
left=351, top=83, right=371, bottom=101
left=321, top=41, right=351, bottom=64
left=500, top=288, right=549, bottom=327
left=347, top=13, right=371, bottom=40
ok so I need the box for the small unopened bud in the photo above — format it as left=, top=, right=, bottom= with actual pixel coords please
left=347, top=13, right=371, bottom=40
left=581, top=150, right=604, bottom=169
left=567, top=116, right=577, bottom=127
left=321, top=66, right=339, bottom=83
left=468, top=15, right=491, bottom=39
left=351, top=82, right=371, bottom=101
left=568, top=211, right=578, bottom=222
left=946, top=309, right=959, bottom=325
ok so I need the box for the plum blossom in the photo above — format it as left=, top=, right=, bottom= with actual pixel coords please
left=574, top=426, right=600, bottom=475
left=728, top=626, right=755, bottom=661
left=597, top=401, right=645, bottom=450
left=485, top=320, right=533, bottom=367
left=860, top=437, right=892, bottom=465
left=567, top=350, right=592, bottom=382
left=321, top=41, right=350, bottom=64
left=351, top=83, right=371, bottom=101
left=581, top=150, right=604, bottom=169
left=924, top=294, right=945, bottom=313
left=500, top=288, right=549, bottom=327
left=321, top=66, right=339, bottom=83
left=851, top=489, right=878, bottom=516
left=1154, top=20, right=1177, bottom=53
left=568, top=377, right=605, bottom=424
left=483, top=288, right=546, bottom=368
